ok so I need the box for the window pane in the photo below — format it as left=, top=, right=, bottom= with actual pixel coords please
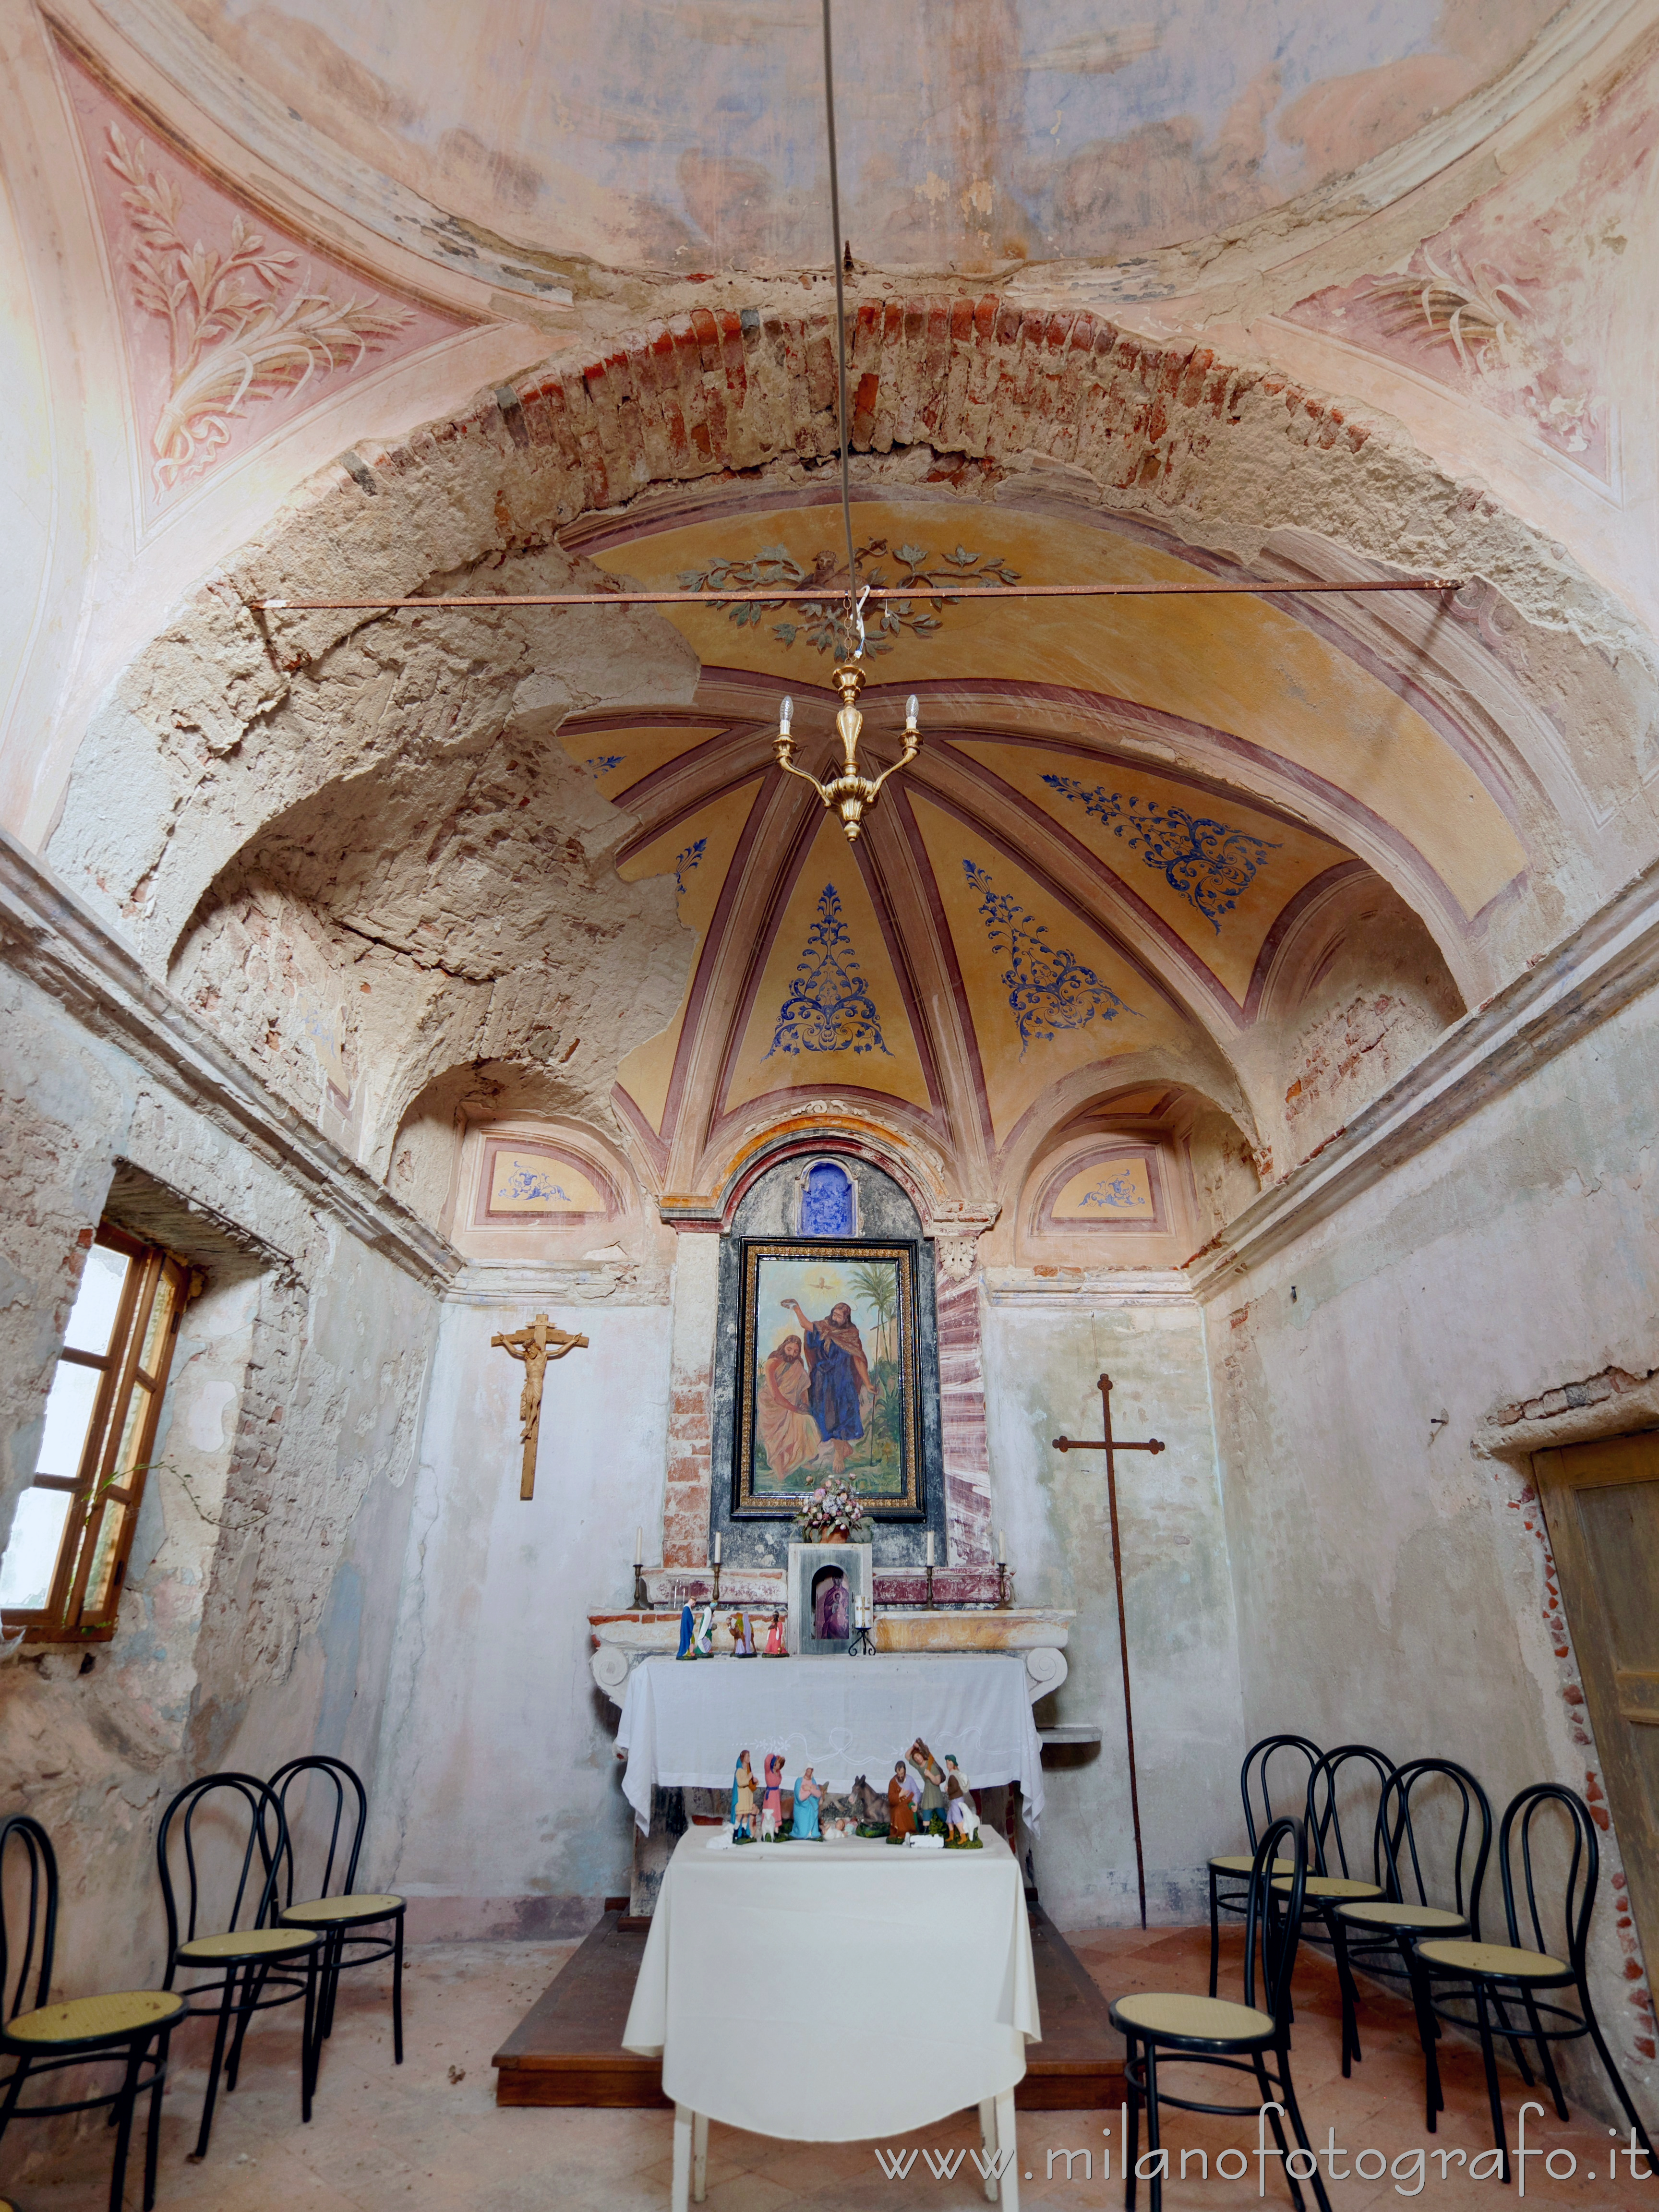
left=136, top=1273, right=178, bottom=1382
left=34, top=1361, right=102, bottom=1480
left=83, top=1494, right=129, bottom=1620
left=63, top=1244, right=131, bottom=1357
left=0, top=1490, right=73, bottom=1610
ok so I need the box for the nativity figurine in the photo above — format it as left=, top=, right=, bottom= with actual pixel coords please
left=676, top=1602, right=696, bottom=1660
left=946, top=1771, right=982, bottom=1842
left=887, top=1760, right=917, bottom=1839
left=760, top=1752, right=785, bottom=1839
left=792, top=1767, right=823, bottom=1839
left=733, top=1751, right=759, bottom=1839
left=909, top=1737, right=948, bottom=1831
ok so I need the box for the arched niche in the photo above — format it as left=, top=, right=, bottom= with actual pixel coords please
left=707, top=1148, right=945, bottom=1575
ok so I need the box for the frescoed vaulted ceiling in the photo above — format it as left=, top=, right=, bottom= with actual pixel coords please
left=559, top=493, right=1520, bottom=1194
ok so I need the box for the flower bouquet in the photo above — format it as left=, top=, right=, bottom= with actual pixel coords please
left=793, top=1482, right=873, bottom=1544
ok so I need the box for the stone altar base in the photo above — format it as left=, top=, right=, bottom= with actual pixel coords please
left=492, top=1902, right=1125, bottom=2109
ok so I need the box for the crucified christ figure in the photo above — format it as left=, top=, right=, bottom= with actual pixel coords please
left=491, top=1312, right=589, bottom=1499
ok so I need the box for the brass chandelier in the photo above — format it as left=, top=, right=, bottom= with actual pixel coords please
left=775, top=664, right=919, bottom=843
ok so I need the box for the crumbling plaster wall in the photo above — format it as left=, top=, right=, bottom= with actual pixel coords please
left=982, top=1288, right=1243, bottom=1929
left=0, top=946, right=443, bottom=2003
left=1206, top=983, right=1659, bottom=2116
left=41, top=302, right=1659, bottom=1055
left=163, top=650, right=697, bottom=1178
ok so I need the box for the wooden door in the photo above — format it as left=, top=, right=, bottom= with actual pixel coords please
left=1534, top=1431, right=1659, bottom=1985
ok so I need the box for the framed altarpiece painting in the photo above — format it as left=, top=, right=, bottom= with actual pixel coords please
left=733, top=1240, right=924, bottom=1520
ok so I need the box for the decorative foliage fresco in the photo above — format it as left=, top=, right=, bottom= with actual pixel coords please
left=1078, top=1167, right=1146, bottom=1208
left=767, top=885, right=891, bottom=1059
left=962, top=859, right=1133, bottom=1053
left=104, top=127, right=411, bottom=489
left=677, top=540, right=1019, bottom=657
left=585, top=755, right=625, bottom=779
left=502, top=1165, right=570, bottom=1205
left=1280, top=58, right=1659, bottom=484
left=1041, top=774, right=1277, bottom=929
left=673, top=837, right=708, bottom=897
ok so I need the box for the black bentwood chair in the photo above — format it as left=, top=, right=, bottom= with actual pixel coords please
left=156, top=1771, right=325, bottom=2159
left=270, top=1755, right=406, bottom=2067
left=1273, top=1744, right=1391, bottom=2034
left=0, top=1816, right=185, bottom=2212
left=1411, top=1782, right=1656, bottom=2184
left=1111, top=1818, right=1331, bottom=2212
left=1330, top=1757, right=1492, bottom=2077
left=1206, top=1734, right=1321, bottom=1997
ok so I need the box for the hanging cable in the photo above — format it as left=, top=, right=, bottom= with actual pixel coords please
left=821, top=0, right=862, bottom=657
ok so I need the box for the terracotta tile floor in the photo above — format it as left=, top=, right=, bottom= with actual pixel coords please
left=0, top=1925, right=1648, bottom=2210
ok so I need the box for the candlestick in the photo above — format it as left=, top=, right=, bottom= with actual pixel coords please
left=711, top=1558, right=722, bottom=1608
left=925, top=1562, right=935, bottom=1611
left=632, top=1561, right=649, bottom=1610
left=996, top=1561, right=1011, bottom=1611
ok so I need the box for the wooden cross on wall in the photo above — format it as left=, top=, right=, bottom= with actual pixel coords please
left=1053, top=1372, right=1165, bottom=1929
left=491, top=1313, right=589, bottom=1500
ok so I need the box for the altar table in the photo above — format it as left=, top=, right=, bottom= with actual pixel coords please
left=614, top=1653, right=1046, bottom=1834
left=622, top=1826, right=1039, bottom=2207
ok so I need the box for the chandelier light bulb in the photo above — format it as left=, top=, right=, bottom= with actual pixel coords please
left=779, top=696, right=793, bottom=739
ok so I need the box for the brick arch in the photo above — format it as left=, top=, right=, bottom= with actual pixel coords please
left=48, top=295, right=1635, bottom=1005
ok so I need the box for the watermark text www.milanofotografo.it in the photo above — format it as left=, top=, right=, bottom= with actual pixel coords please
left=873, top=2104, right=1655, bottom=2195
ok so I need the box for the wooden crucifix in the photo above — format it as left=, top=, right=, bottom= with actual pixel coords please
left=491, top=1313, right=589, bottom=1500
left=1053, top=1372, right=1166, bottom=1929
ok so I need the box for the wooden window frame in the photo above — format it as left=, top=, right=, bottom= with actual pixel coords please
left=5, top=1224, right=189, bottom=1644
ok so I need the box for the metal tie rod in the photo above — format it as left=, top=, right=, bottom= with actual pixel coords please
left=258, top=577, right=1461, bottom=612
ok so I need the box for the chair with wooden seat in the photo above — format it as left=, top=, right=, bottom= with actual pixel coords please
left=1410, top=1781, right=1655, bottom=2183
left=269, top=1754, right=406, bottom=2068
left=1206, top=1734, right=1321, bottom=1997
left=157, top=1771, right=325, bottom=2159
left=0, top=1815, right=185, bottom=2212
left=1112, top=1815, right=1329, bottom=2212
left=1330, top=1756, right=1491, bottom=2077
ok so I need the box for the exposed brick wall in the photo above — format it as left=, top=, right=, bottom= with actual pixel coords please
left=936, top=1263, right=994, bottom=1567
left=661, top=1374, right=712, bottom=1570
left=391, top=297, right=1368, bottom=540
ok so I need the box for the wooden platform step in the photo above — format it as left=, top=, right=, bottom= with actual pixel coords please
left=492, top=1903, right=1124, bottom=2110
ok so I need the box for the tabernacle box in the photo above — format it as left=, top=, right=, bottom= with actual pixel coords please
left=786, top=1540, right=873, bottom=1655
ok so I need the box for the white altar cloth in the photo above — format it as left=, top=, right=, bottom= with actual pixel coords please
left=614, top=1654, right=1045, bottom=1834
left=622, top=1826, right=1040, bottom=2140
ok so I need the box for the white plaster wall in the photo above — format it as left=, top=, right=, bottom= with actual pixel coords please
left=982, top=1293, right=1244, bottom=1927
left=368, top=1295, right=672, bottom=1935
left=1207, top=986, right=1659, bottom=2116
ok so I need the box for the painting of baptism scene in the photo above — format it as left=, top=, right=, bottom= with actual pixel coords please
left=736, top=1242, right=919, bottom=1512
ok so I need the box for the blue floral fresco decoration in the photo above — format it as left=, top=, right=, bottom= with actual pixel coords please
left=962, top=859, right=1134, bottom=1053
left=673, top=836, right=707, bottom=899
left=767, top=884, right=890, bottom=1058
left=1040, top=775, right=1277, bottom=931
left=1079, top=1169, right=1145, bottom=1209
left=502, top=1166, right=570, bottom=1204
left=585, top=755, right=624, bottom=779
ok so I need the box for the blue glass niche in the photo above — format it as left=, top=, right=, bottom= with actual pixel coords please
left=799, top=1160, right=855, bottom=1237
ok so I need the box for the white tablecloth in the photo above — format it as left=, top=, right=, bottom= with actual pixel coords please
left=622, top=1827, right=1040, bottom=2138
left=614, top=1654, right=1045, bottom=1834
